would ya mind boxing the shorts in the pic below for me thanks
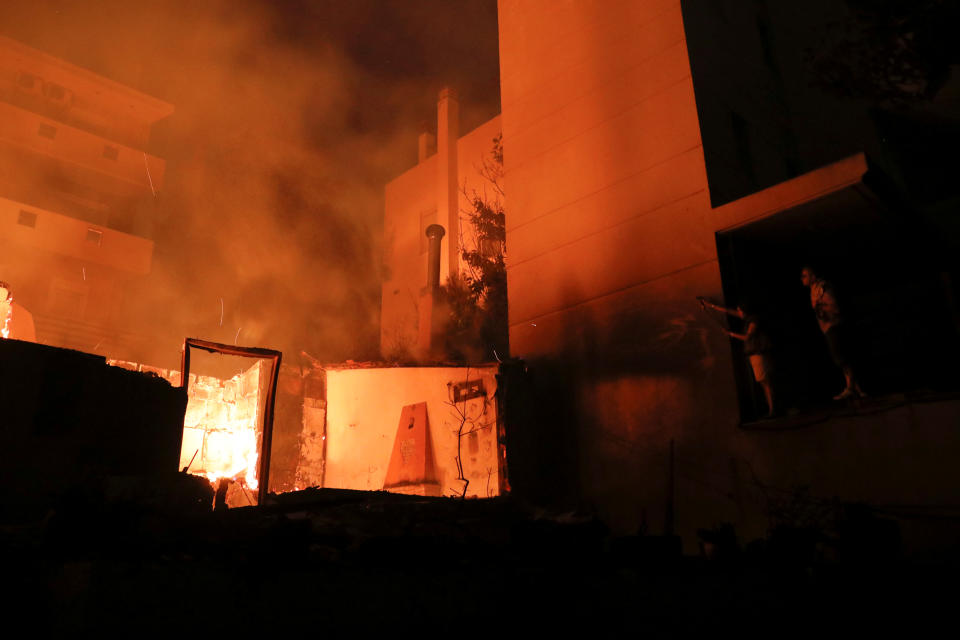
[823,325,851,368]
[749,354,772,383]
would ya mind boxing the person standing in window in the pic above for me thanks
[699,297,776,418]
[800,266,864,400]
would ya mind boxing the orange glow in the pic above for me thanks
[1,296,10,339]
[109,359,264,496]
[179,364,264,493]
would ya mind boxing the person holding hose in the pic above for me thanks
[698,297,776,418]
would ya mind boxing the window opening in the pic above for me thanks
[17,210,37,228]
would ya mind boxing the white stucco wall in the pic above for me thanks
[321,365,501,497]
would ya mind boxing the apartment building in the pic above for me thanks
[0,36,173,355]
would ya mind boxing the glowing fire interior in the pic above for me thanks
[178,361,264,491]
[1,295,11,339]
[109,358,265,495]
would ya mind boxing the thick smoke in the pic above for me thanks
[0,0,499,368]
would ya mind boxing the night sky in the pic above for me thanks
[0,0,501,366]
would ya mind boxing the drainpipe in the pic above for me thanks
[425,224,446,290]
[418,223,449,358]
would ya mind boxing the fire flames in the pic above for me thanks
[1,294,11,340]
[179,363,264,494]
[184,390,260,490]
[109,358,264,498]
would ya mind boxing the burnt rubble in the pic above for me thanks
[1,484,952,635]
[0,340,951,633]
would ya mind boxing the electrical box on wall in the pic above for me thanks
[450,378,484,403]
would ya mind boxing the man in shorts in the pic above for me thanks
[800,266,864,400]
[699,297,776,417]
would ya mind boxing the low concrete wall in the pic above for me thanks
[0,339,186,516]
[309,365,502,498]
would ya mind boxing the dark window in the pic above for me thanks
[17,73,36,89]
[45,83,66,101]
[38,123,57,139]
[86,228,103,246]
[17,210,37,227]
[103,145,119,161]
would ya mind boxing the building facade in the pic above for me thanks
[0,36,173,356]
[496,0,960,553]
[381,88,502,359]
[382,1,960,554]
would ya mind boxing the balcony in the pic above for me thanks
[1,194,153,275]
[0,101,166,199]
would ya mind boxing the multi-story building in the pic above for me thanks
[383,1,960,554]
[0,36,173,356]
[381,88,503,359]
[499,0,960,552]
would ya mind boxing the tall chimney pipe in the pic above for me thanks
[436,88,459,282]
[425,224,445,290]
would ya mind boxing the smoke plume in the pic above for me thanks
[0,0,500,368]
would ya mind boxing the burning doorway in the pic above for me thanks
[110,339,281,508]
[179,338,281,507]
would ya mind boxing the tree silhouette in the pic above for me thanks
[806,0,959,105]
[442,134,508,362]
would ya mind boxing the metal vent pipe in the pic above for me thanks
[425,224,446,290]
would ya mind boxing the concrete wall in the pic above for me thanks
[499,0,722,532]
[497,0,960,552]
[103,359,504,503]
[317,365,501,498]
[1,340,186,514]
[381,116,503,358]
